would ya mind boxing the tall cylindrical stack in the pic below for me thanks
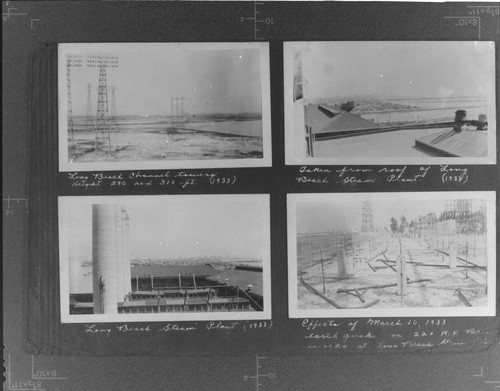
[114,206,125,302]
[92,204,118,314]
[122,209,132,296]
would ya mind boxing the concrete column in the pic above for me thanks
[449,242,457,269]
[336,249,347,278]
[92,204,118,314]
[115,206,124,302]
[396,255,407,297]
[123,212,132,295]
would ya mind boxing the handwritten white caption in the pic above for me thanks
[296,165,469,185]
[67,171,237,190]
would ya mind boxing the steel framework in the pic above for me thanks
[87,55,118,153]
[66,55,83,157]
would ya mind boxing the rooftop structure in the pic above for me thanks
[415,129,488,157]
[306,104,378,136]
[131,264,219,278]
[208,267,264,297]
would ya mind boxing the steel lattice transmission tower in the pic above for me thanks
[109,85,119,131]
[86,83,94,128]
[361,201,375,233]
[87,55,118,153]
[179,96,184,116]
[66,55,83,157]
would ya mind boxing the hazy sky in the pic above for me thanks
[66,44,263,116]
[297,198,451,234]
[299,41,495,101]
[65,196,267,263]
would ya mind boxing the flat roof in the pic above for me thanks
[131,264,219,278]
[207,269,264,297]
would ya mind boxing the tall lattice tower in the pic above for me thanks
[86,83,94,128]
[109,85,119,130]
[66,55,83,157]
[361,201,375,233]
[87,55,118,153]
[179,96,185,116]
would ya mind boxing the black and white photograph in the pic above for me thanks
[58,42,271,171]
[284,41,496,165]
[288,192,496,318]
[59,194,271,323]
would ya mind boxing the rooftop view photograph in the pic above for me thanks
[285,41,496,164]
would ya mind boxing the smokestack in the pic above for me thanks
[122,210,132,296]
[92,204,118,314]
[114,206,125,302]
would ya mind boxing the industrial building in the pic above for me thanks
[69,204,264,314]
[71,264,264,314]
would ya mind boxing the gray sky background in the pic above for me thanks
[67,45,262,116]
[297,198,453,234]
[300,41,495,101]
[66,196,267,263]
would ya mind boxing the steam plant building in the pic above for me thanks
[70,204,263,314]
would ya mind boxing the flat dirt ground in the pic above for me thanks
[68,120,263,162]
[298,234,488,310]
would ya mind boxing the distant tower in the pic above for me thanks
[66,55,83,157]
[179,96,185,116]
[361,201,375,233]
[86,83,94,128]
[456,199,472,215]
[172,96,185,117]
[87,55,118,153]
